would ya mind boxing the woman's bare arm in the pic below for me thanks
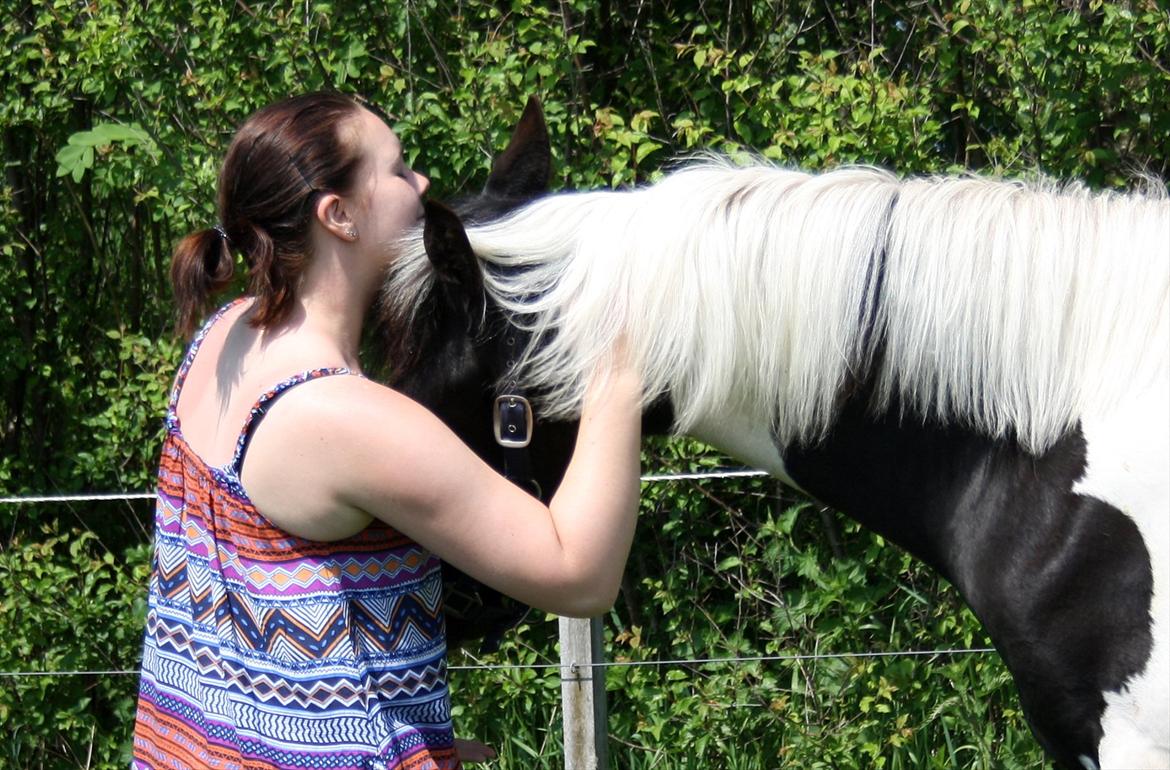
[240,365,643,617]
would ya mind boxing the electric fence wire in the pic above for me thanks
[2,467,982,680]
[0,469,770,506]
[0,646,996,678]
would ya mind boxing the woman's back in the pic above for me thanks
[170,298,315,468]
[133,300,459,770]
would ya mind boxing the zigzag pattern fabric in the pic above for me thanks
[134,300,459,770]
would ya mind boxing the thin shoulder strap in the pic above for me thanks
[166,298,249,421]
[228,367,363,475]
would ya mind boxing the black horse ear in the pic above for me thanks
[423,199,484,293]
[485,96,551,202]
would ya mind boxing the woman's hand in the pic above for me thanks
[455,737,497,763]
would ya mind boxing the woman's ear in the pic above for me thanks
[314,192,359,242]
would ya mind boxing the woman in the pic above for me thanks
[133,92,642,769]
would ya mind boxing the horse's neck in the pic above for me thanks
[684,400,985,576]
[777,394,1032,579]
[690,381,1099,582]
[776,387,1159,763]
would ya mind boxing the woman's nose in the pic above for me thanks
[414,170,430,197]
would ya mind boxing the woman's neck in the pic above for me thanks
[289,245,382,370]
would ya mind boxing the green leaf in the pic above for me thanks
[54,123,152,180]
[716,555,742,571]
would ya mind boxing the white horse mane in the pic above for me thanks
[391,157,1170,453]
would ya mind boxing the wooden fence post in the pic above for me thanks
[559,616,609,770]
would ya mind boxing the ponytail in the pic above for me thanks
[171,228,235,337]
[242,222,304,330]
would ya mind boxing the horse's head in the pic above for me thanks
[387,97,580,497]
[380,98,583,648]
[382,99,675,648]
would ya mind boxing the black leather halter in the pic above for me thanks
[493,330,542,500]
[438,328,539,655]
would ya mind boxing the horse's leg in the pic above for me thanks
[1075,391,1169,770]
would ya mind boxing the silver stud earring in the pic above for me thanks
[345,227,358,239]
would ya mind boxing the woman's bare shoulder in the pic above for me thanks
[235,373,448,539]
[238,371,486,530]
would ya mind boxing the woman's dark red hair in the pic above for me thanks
[171,92,372,336]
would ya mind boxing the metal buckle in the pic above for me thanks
[493,394,533,448]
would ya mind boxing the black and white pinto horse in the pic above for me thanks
[386,101,1169,770]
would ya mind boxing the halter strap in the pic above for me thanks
[228,367,361,475]
[494,329,541,499]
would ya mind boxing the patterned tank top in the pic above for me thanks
[133,299,459,770]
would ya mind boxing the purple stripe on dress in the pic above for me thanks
[214,547,441,591]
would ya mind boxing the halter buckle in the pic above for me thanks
[493,394,533,448]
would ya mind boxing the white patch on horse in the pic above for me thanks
[1074,384,1170,768]
[689,410,795,487]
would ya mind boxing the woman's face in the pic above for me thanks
[348,107,430,257]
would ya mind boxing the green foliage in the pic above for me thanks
[0,527,150,769]
[1,0,1166,767]
[67,331,179,495]
[54,123,157,184]
[604,442,1043,769]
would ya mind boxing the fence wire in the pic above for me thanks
[0,646,996,679]
[0,491,155,505]
[3,469,988,681]
[0,469,770,506]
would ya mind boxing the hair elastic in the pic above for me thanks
[213,223,230,242]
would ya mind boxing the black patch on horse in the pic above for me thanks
[782,387,1154,770]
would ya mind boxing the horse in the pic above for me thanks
[384,99,1169,770]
